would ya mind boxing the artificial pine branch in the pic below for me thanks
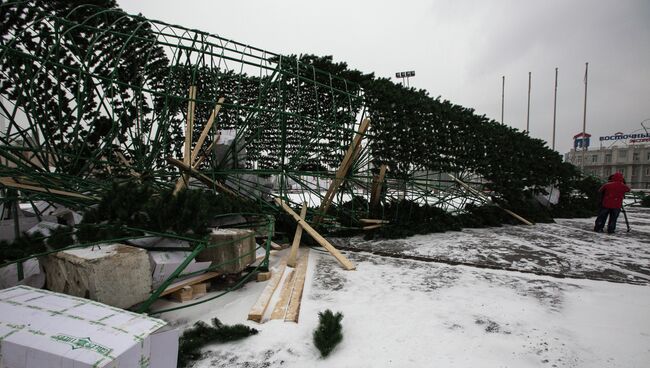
[178,317,258,367]
[313,310,344,358]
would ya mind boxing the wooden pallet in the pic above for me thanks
[160,272,220,297]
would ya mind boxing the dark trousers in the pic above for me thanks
[594,207,621,233]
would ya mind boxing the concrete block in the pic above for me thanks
[197,228,257,274]
[41,244,152,308]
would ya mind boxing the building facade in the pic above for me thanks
[565,132,650,189]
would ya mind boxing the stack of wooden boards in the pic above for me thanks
[161,272,220,302]
[248,248,309,323]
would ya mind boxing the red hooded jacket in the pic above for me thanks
[599,172,630,209]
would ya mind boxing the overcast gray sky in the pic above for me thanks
[119,0,650,155]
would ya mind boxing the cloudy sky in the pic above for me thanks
[119,0,650,155]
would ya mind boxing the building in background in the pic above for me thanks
[565,131,650,190]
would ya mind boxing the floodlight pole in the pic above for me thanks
[395,71,415,88]
[501,76,505,124]
[581,62,588,171]
[552,67,558,150]
[526,72,531,134]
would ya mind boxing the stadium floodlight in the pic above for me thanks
[395,70,415,87]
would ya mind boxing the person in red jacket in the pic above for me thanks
[594,172,630,233]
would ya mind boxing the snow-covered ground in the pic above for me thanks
[161,207,650,368]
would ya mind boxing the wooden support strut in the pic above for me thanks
[359,218,390,224]
[175,86,197,194]
[362,224,384,231]
[190,97,225,161]
[314,118,370,225]
[0,177,95,200]
[370,164,388,208]
[190,135,220,170]
[275,198,355,270]
[448,174,534,226]
[166,157,237,197]
[287,202,307,268]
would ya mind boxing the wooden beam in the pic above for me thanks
[314,118,370,225]
[285,249,309,323]
[256,271,272,282]
[248,258,287,323]
[184,86,196,165]
[190,97,225,163]
[501,208,535,226]
[270,269,295,320]
[275,198,355,270]
[159,271,220,297]
[0,177,95,200]
[448,174,534,226]
[287,202,307,268]
[171,133,219,193]
[190,136,218,170]
[362,224,384,231]
[166,157,237,197]
[370,164,387,207]
[175,86,197,194]
[359,219,390,224]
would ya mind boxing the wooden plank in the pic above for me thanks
[285,249,309,323]
[370,164,387,207]
[256,271,272,282]
[170,286,193,302]
[175,86,197,194]
[166,157,238,197]
[502,208,535,226]
[270,242,287,250]
[191,283,207,298]
[170,134,219,194]
[362,224,383,230]
[192,134,220,169]
[359,219,390,224]
[448,174,534,226]
[269,269,295,320]
[287,202,307,268]
[184,86,196,165]
[0,177,95,200]
[314,118,370,225]
[190,97,225,163]
[159,271,220,297]
[248,258,287,322]
[318,119,369,216]
[275,198,355,270]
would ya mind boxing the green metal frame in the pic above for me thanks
[0,1,495,312]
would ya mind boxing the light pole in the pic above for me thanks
[552,67,558,150]
[395,70,415,87]
[501,76,505,124]
[581,62,589,171]
[526,72,531,133]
